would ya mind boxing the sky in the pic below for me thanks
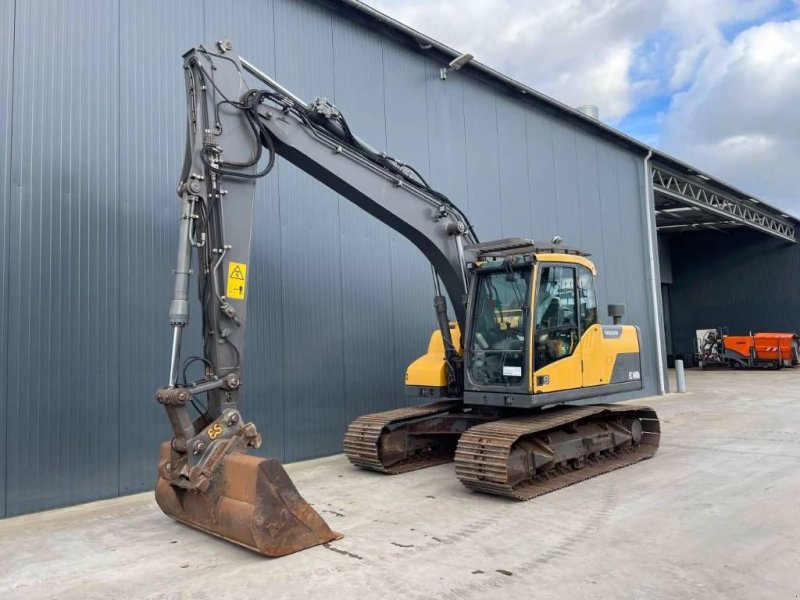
[364,0,800,215]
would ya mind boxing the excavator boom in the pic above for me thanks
[236,56,477,327]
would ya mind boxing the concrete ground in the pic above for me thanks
[1,369,799,600]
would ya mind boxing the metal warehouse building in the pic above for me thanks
[1,0,797,518]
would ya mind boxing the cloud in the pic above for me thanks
[364,0,798,212]
[364,0,782,122]
[366,0,652,120]
[661,20,800,212]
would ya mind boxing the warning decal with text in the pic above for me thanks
[226,261,247,300]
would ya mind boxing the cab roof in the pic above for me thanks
[466,238,589,259]
[466,238,597,274]
[534,252,596,274]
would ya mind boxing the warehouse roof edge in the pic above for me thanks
[325,0,798,240]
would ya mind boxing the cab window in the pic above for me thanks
[534,265,577,369]
[578,266,598,332]
[468,266,531,386]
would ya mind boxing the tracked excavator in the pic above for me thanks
[155,42,661,557]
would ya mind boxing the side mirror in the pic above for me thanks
[608,304,625,325]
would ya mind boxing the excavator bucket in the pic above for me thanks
[154,443,341,557]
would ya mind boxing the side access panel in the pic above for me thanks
[582,325,642,387]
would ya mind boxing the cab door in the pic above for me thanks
[531,264,583,393]
[577,266,608,387]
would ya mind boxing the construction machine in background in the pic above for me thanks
[154,42,660,556]
[696,328,799,369]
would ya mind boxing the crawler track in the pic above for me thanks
[343,400,463,473]
[455,404,660,500]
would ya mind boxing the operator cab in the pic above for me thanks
[461,238,641,409]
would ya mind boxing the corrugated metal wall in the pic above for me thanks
[0,0,659,517]
[0,0,13,519]
[665,229,800,357]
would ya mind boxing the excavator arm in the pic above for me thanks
[154,44,476,555]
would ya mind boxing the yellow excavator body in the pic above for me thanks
[405,323,461,391]
[405,320,641,395]
[403,252,642,398]
[347,246,659,498]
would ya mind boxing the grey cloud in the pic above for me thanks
[364,0,797,212]
[365,0,781,121]
[662,20,800,213]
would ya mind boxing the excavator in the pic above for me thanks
[154,42,661,557]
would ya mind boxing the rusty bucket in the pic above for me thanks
[155,443,341,557]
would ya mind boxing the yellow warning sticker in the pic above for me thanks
[226,261,247,300]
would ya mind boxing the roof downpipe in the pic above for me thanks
[643,150,667,395]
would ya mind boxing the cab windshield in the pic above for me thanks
[468,266,531,386]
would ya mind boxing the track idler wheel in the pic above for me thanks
[155,443,341,557]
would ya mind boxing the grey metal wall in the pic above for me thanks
[0,0,659,517]
[0,0,13,519]
[665,229,800,358]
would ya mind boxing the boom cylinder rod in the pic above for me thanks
[430,264,443,297]
[167,195,195,386]
[239,55,384,162]
[168,327,183,387]
[431,266,458,380]
[240,56,309,111]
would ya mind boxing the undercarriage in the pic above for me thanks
[344,401,660,500]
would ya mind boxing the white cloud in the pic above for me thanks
[670,44,707,90]
[364,0,781,122]
[364,0,798,212]
[367,0,650,120]
[661,20,800,213]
